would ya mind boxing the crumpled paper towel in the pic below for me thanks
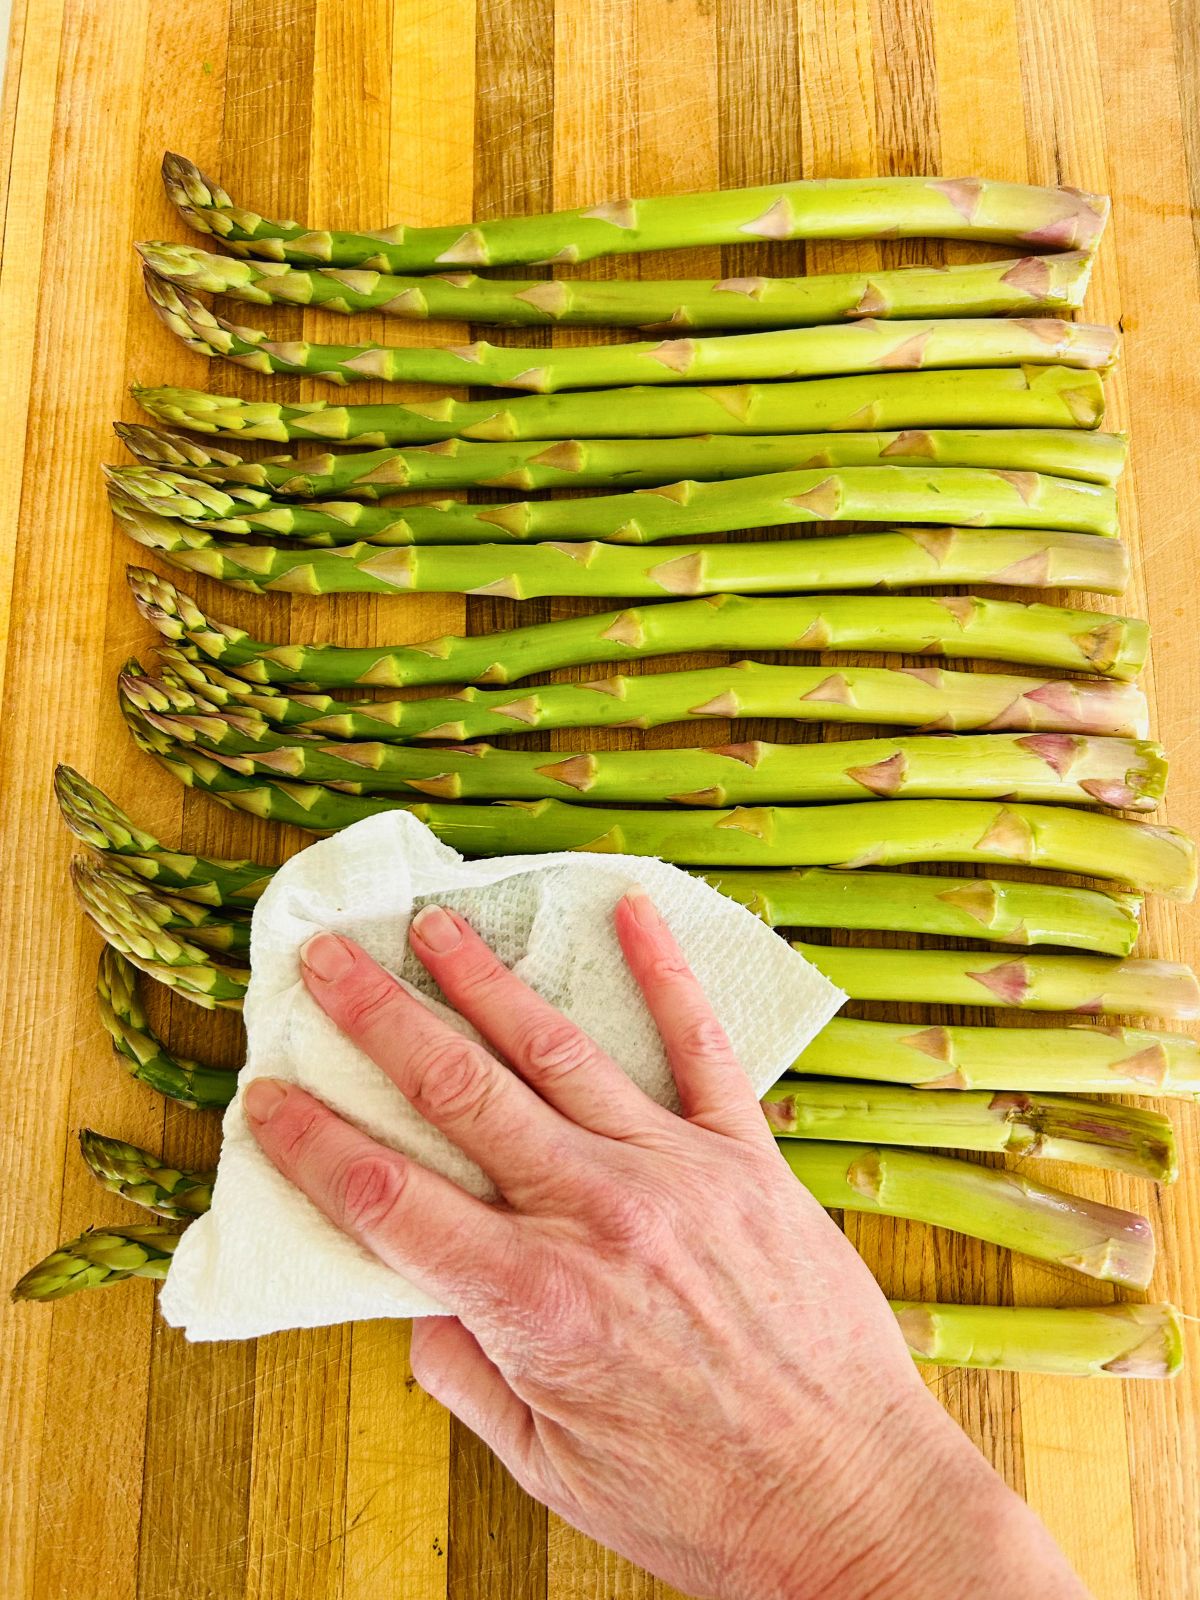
[160,812,844,1341]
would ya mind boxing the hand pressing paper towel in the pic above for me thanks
[160,811,845,1341]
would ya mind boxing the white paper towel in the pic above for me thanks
[160,812,845,1341]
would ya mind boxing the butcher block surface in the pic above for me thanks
[1,1,1198,1596]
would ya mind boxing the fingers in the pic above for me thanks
[409,904,669,1140]
[301,932,584,1205]
[614,890,770,1143]
[243,1078,518,1315]
[409,1317,543,1489]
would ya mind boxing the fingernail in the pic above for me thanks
[244,1078,289,1124]
[622,886,661,930]
[301,931,356,982]
[411,904,463,954]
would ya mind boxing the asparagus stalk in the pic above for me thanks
[58,769,1150,956]
[117,420,1129,495]
[132,366,1108,443]
[797,1018,1200,1097]
[98,947,238,1108]
[92,854,252,955]
[128,569,1151,686]
[794,942,1199,1018]
[147,272,1120,392]
[764,1083,1176,1180]
[124,656,1153,751]
[705,869,1142,955]
[124,689,1171,811]
[138,236,1099,327]
[78,1129,215,1219]
[893,1302,1183,1378]
[108,460,1120,541]
[10,1226,180,1300]
[162,154,1110,266]
[784,1142,1153,1288]
[115,507,1132,600]
[73,859,249,1008]
[122,722,1200,898]
[10,1216,1181,1376]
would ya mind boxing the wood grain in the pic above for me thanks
[0,1,1197,1596]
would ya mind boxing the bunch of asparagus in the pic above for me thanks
[27,158,1195,1380]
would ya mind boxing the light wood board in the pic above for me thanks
[0,1,1197,1595]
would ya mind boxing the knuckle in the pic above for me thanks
[336,1153,409,1232]
[675,1013,733,1063]
[520,1019,595,1084]
[644,948,693,987]
[273,1103,327,1165]
[409,1038,496,1125]
[337,968,403,1036]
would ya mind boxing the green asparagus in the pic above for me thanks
[764,1084,1175,1180]
[122,723,1200,898]
[783,1143,1153,1288]
[147,271,1119,392]
[162,154,1110,267]
[128,568,1151,686]
[138,236,1098,327]
[796,1018,1200,1097]
[795,942,1198,1018]
[115,507,1131,599]
[98,946,238,1107]
[60,768,1149,956]
[73,859,249,1008]
[893,1303,1183,1378]
[125,693,1171,811]
[11,1226,180,1300]
[117,420,1128,495]
[704,870,1142,955]
[78,1129,214,1219]
[108,460,1120,540]
[132,367,1108,443]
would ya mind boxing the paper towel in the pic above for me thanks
[160,811,845,1341]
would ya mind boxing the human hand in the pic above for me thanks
[243,891,1087,1600]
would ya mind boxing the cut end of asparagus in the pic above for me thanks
[893,1302,1184,1378]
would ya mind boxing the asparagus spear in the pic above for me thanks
[783,1142,1153,1288]
[797,1018,1200,1097]
[59,769,1150,957]
[124,693,1170,812]
[10,1217,1181,1375]
[140,649,1149,746]
[128,569,1151,686]
[764,1084,1176,1181]
[92,854,252,955]
[10,1226,180,1300]
[117,420,1129,496]
[98,946,238,1108]
[794,943,1199,1018]
[147,272,1119,392]
[893,1303,1183,1378]
[138,236,1098,327]
[78,1129,215,1219]
[115,507,1131,600]
[162,153,1110,266]
[132,366,1108,443]
[55,765,272,906]
[122,721,1200,898]
[73,859,249,1008]
[109,460,1120,541]
[706,869,1142,955]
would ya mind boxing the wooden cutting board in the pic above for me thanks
[1,1,1197,1596]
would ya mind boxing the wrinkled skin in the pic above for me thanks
[245,891,1087,1600]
